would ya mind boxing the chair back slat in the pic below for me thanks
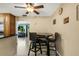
[54,32,59,41]
[29,32,37,42]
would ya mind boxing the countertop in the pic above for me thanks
[0,35,16,39]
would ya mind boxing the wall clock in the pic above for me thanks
[58,8,63,15]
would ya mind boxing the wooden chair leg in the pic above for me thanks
[39,42,42,54]
[28,43,31,56]
[54,43,57,56]
[34,43,37,56]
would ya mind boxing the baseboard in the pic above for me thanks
[56,51,61,56]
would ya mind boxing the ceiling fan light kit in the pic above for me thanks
[26,6,34,12]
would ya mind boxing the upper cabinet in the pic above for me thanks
[0,13,16,37]
[0,16,4,32]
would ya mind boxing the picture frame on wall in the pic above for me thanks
[76,5,79,21]
[53,19,56,25]
[64,17,69,24]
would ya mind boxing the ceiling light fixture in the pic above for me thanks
[26,4,34,12]
[14,3,44,15]
[26,6,34,12]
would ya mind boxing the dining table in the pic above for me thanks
[36,33,53,56]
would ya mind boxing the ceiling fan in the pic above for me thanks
[14,3,44,16]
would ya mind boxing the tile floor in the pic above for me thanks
[16,37,56,56]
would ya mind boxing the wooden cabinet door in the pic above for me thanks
[10,15,15,35]
[4,14,10,36]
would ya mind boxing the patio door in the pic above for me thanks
[17,24,29,38]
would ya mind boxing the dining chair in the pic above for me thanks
[47,32,59,56]
[28,32,42,56]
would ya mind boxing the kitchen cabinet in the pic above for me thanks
[0,13,16,37]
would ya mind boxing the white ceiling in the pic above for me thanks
[0,3,60,16]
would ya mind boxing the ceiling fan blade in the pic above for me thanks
[29,3,34,6]
[26,11,29,14]
[34,5,44,9]
[33,10,39,15]
[26,3,28,4]
[26,3,34,6]
[22,15,27,16]
[14,6,26,8]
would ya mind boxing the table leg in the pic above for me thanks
[47,41,50,56]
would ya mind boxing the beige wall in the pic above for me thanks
[17,3,79,56]
[17,16,52,33]
[50,3,79,56]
